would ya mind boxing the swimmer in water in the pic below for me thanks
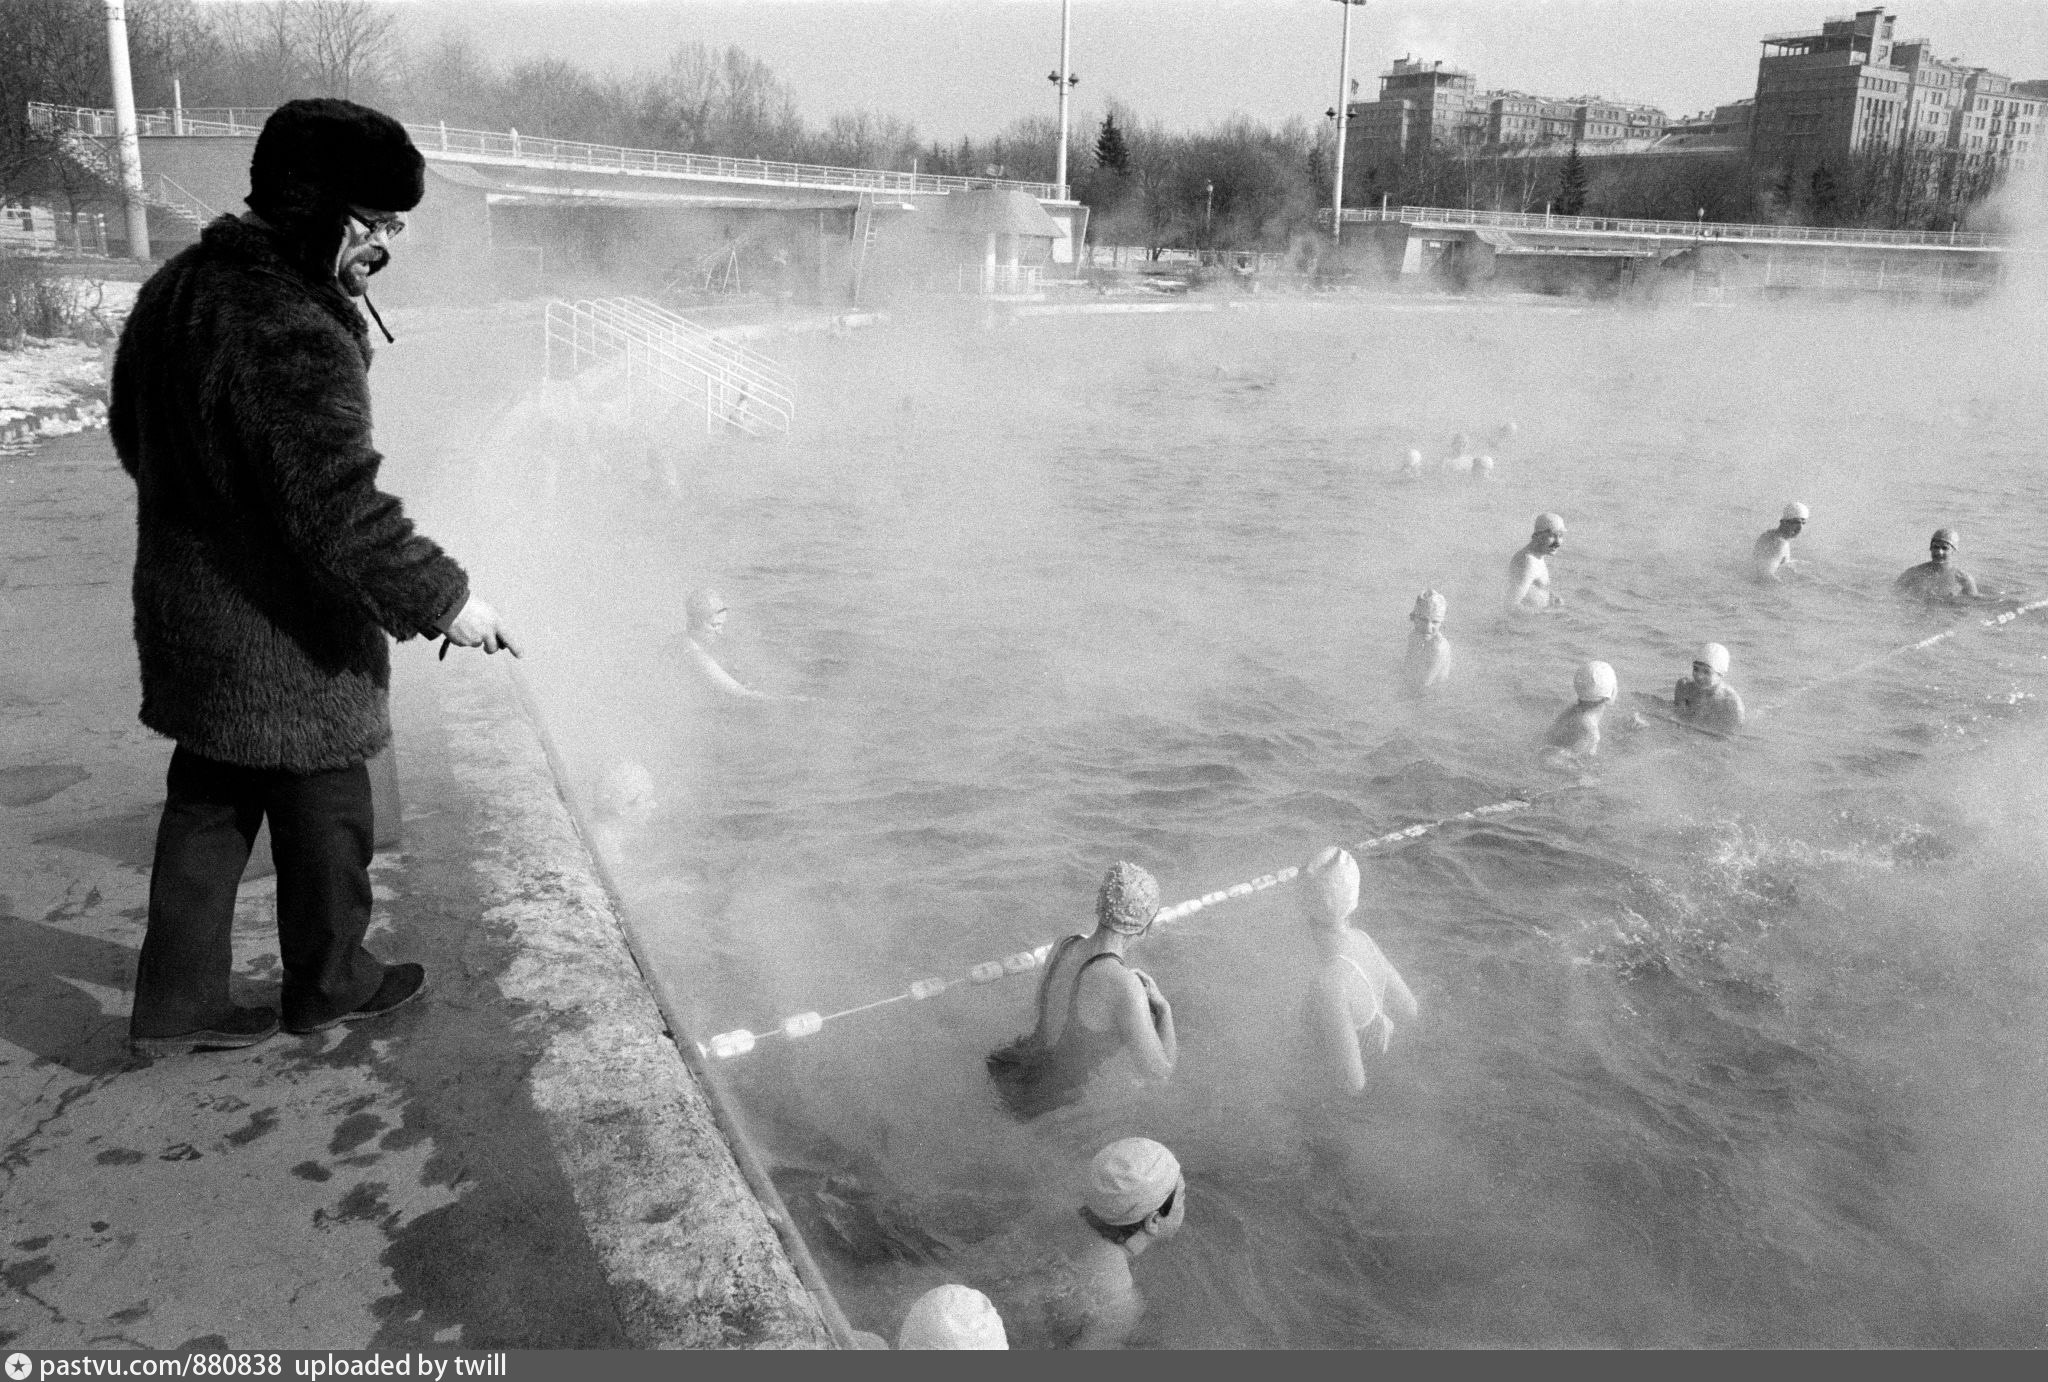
[1671,642,1745,735]
[970,1138,1187,1350]
[1542,660,1616,764]
[1399,447,1426,481]
[1753,502,1809,581]
[1404,589,1452,694]
[1507,513,1567,612]
[679,588,809,700]
[595,761,657,826]
[1894,527,1987,603]
[986,862,1177,1120]
[1299,847,1418,1094]
[1442,431,1476,474]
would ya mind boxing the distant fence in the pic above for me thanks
[28,102,1064,201]
[1085,245,1293,272]
[1342,203,2002,250]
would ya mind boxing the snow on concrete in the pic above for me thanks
[0,338,110,450]
[0,277,135,448]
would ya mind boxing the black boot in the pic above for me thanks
[129,1005,281,1058]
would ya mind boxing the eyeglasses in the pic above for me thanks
[348,209,406,240]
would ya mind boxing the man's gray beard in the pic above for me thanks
[337,250,388,297]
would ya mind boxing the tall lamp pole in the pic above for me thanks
[1329,0,1367,247]
[104,0,151,262]
[1049,0,1079,199]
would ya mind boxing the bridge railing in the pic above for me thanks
[1341,203,2001,249]
[28,101,1061,200]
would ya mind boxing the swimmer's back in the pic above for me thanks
[1339,932,1417,1023]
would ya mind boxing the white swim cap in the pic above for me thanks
[1096,861,1161,936]
[1574,660,1617,703]
[1411,589,1447,622]
[1533,512,1566,536]
[684,588,726,627]
[1475,455,1495,473]
[1782,502,1810,521]
[1300,845,1359,921]
[896,1285,1008,1350]
[1085,1138,1182,1225]
[1694,643,1730,675]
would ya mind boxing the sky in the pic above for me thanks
[391,0,2048,141]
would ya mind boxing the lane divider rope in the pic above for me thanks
[697,598,2048,1062]
[1758,597,2048,715]
[698,796,1541,1060]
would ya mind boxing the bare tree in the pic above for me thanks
[815,110,919,170]
[205,1,305,107]
[299,0,396,101]
[392,31,499,128]
[647,42,722,151]
[717,45,802,157]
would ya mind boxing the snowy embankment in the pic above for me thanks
[0,278,138,450]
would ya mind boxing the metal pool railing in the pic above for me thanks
[543,297,794,438]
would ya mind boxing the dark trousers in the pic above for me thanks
[130,745,386,1036]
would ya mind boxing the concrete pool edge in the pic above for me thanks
[490,661,858,1350]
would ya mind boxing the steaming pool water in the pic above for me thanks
[486,294,2048,1347]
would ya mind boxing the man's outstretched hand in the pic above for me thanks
[440,596,521,658]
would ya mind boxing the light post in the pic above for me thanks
[1048,0,1079,199]
[1204,179,1214,248]
[1329,0,1368,246]
[102,0,150,261]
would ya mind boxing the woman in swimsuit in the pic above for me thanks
[1300,846,1418,1095]
[987,862,1178,1119]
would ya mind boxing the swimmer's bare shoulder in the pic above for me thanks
[1543,704,1594,750]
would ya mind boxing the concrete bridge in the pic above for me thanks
[27,102,1088,303]
[1338,203,2011,298]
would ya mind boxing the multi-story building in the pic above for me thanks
[1564,97,1666,144]
[1349,57,1483,158]
[1347,56,1666,165]
[1750,7,2039,171]
[1950,67,2038,164]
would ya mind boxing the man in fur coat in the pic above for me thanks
[112,99,518,1058]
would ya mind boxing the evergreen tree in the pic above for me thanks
[1095,112,1130,173]
[1556,142,1589,216]
[1809,162,1840,223]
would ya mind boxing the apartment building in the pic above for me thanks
[1349,57,1483,158]
[1751,8,2038,170]
[1347,56,1666,163]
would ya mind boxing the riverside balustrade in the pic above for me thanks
[1342,202,2001,250]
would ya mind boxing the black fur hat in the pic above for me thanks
[247,98,425,230]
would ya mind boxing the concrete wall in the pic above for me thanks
[136,134,252,221]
